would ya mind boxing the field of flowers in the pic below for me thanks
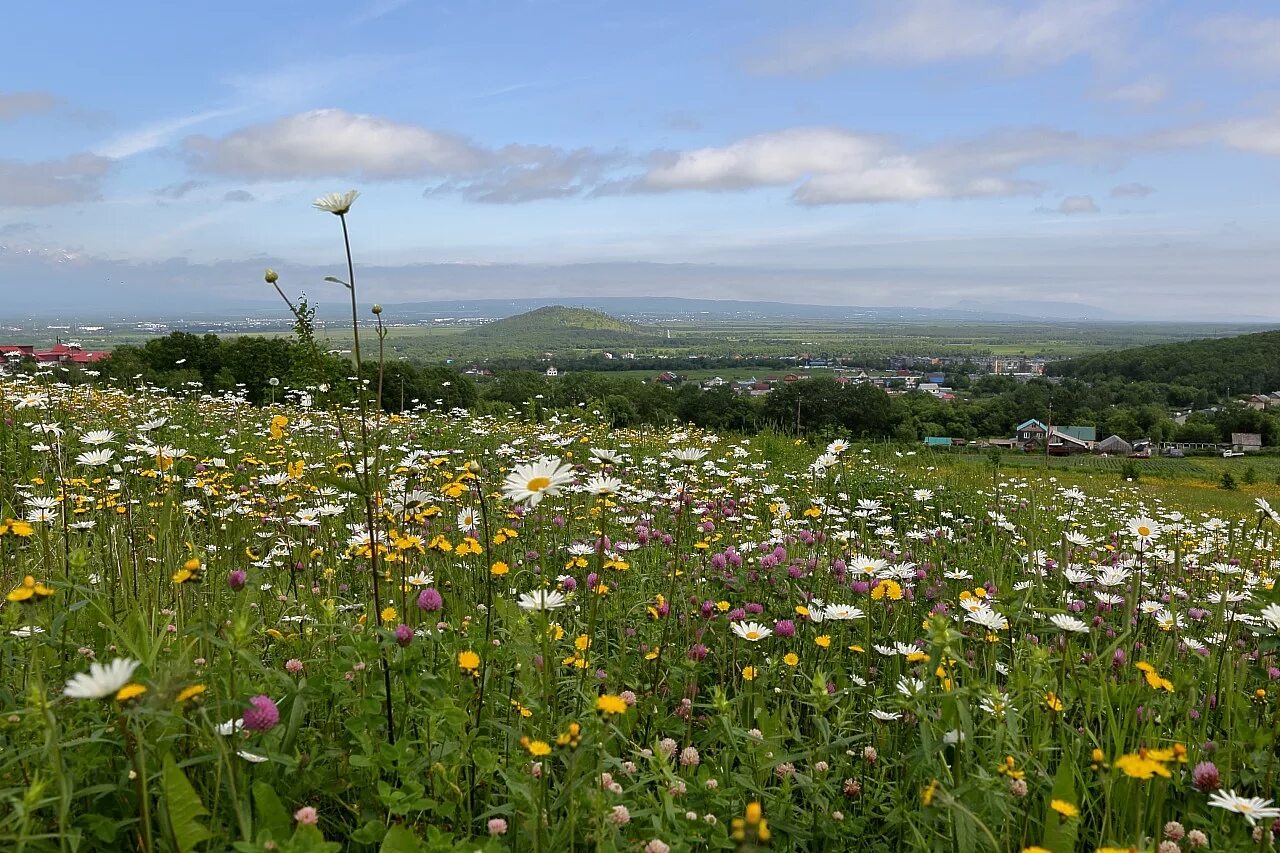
[4,372,1280,853]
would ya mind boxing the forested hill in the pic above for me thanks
[460,306,662,351]
[1048,328,1280,395]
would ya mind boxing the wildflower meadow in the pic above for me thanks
[3,195,1280,853]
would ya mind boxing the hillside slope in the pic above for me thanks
[460,305,662,352]
[1048,328,1280,395]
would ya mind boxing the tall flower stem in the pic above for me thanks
[337,210,396,746]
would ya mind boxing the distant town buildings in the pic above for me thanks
[1,342,110,365]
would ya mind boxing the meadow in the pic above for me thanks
[3,371,1280,853]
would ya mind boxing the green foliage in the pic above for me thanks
[161,755,212,853]
[1050,327,1280,397]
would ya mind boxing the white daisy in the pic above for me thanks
[63,658,140,699]
[313,189,359,215]
[517,589,568,612]
[731,621,773,642]
[1207,789,1280,826]
[502,457,575,507]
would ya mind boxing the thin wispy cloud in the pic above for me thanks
[94,108,239,159]
[749,0,1132,74]
[1198,15,1280,74]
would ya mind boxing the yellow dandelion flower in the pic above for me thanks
[595,694,628,716]
[115,683,147,702]
[1050,799,1079,819]
[176,684,207,703]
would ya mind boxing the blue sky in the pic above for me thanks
[4,0,1280,318]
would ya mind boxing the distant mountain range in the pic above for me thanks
[314,296,1119,324]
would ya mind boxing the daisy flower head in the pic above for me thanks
[1257,497,1280,526]
[1127,516,1162,543]
[502,456,574,508]
[64,658,140,699]
[76,448,115,467]
[1207,789,1280,826]
[517,589,568,612]
[456,507,479,533]
[590,447,621,465]
[1048,614,1090,634]
[80,429,117,446]
[732,621,773,642]
[668,448,708,465]
[584,474,623,497]
[313,190,359,215]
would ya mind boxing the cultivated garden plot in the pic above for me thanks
[3,372,1280,852]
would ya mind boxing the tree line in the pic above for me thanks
[13,331,1280,447]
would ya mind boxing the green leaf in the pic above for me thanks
[380,825,425,853]
[252,781,291,841]
[161,754,212,853]
[1041,760,1079,853]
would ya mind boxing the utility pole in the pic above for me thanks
[1045,401,1053,469]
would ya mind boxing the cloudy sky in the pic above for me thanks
[4,0,1280,319]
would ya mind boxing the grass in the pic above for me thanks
[2,375,1279,851]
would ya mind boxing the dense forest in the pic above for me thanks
[1047,328,1280,396]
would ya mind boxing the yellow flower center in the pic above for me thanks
[526,476,552,492]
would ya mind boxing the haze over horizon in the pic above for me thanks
[4,1,1280,320]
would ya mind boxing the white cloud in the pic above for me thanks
[1154,114,1280,158]
[185,109,625,203]
[0,153,112,207]
[624,126,1116,205]
[185,109,488,179]
[1101,76,1167,107]
[642,128,887,191]
[751,0,1129,74]
[1199,15,1280,74]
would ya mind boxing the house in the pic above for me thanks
[1047,431,1093,456]
[1057,426,1097,443]
[544,366,559,377]
[655,371,679,384]
[1231,432,1263,452]
[1015,419,1097,453]
[924,436,953,448]
[8,342,110,365]
[1015,419,1048,443]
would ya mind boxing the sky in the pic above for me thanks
[3,0,1280,319]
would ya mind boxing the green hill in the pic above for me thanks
[1048,328,1280,395]
[460,305,662,351]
